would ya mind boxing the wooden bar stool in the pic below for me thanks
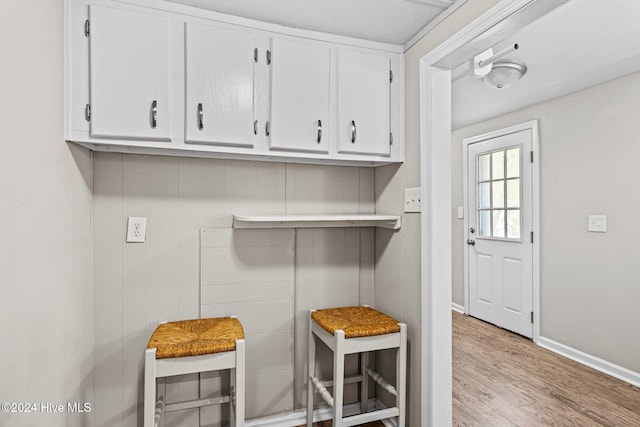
[307,306,407,427]
[144,316,245,427]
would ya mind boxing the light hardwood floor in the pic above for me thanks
[453,311,640,426]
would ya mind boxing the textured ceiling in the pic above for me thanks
[161,0,455,44]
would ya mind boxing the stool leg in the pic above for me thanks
[233,339,246,427]
[333,330,345,427]
[306,313,316,427]
[397,324,407,427]
[360,351,369,414]
[157,378,166,427]
[144,349,157,427]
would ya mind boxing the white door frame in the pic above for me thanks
[418,1,553,424]
[462,120,540,342]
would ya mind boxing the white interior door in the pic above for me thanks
[466,128,533,338]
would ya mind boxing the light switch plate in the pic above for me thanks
[588,215,606,233]
[404,187,421,213]
[457,206,464,220]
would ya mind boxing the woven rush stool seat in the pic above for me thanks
[145,316,245,427]
[148,317,244,358]
[311,306,401,338]
[307,306,407,427]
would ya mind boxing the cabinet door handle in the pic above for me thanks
[317,119,322,143]
[197,103,204,131]
[254,120,258,135]
[151,100,158,129]
[351,120,357,143]
[265,121,270,137]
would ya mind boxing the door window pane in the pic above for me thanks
[507,179,520,208]
[506,148,520,178]
[492,151,504,179]
[492,181,504,208]
[479,210,491,237]
[507,210,521,239]
[478,154,490,181]
[478,182,490,209]
[492,210,505,238]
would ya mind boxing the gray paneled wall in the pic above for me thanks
[201,228,296,419]
[92,154,375,426]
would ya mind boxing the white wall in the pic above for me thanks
[452,71,640,374]
[0,1,94,426]
[92,154,375,426]
[374,1,502,424]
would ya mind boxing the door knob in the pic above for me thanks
[467,239,476,246]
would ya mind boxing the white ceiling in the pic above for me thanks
[161,0,456,45]
[452,0,640,129]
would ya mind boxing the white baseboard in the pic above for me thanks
[451,302,465,314]
[537,336,640,388]
[245,399,393,427]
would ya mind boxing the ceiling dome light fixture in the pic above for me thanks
[482,60,528,90]
[469,44,528,90]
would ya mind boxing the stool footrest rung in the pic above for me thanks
[340,407,400,427]
[310,375,334,407]
[319,374,363,388]
[367,368,397,396]
[165,395,230,413]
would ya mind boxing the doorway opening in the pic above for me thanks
[418,1,560,424]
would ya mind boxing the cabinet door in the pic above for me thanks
[337,50,390,156]
[185,23,256,146]
[269,38,330,153]
[89,5,172,140]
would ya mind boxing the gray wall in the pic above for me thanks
[374,1,503,425]
[0,1,94,426]
[92,154,375,426]
[452,71,640,374]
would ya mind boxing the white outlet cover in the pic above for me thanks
[127,217,147,243]
[404,187,421,213]
[587,215,606,233]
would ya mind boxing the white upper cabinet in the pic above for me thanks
[67,0,403,166]
[185,23,257,147]
[337,49,391,156]
[268,38,331,153]
[89,5,172,140]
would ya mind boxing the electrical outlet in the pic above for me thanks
[404,187,421,213]
[127,217,147,243]
[587,215,606,233]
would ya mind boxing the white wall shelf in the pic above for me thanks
[233,214,402,230]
